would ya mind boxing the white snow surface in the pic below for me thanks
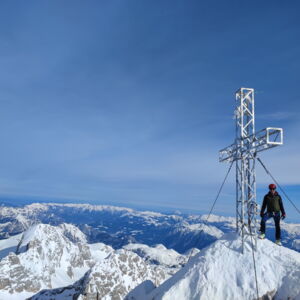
[123,243,185,267]
[183,222,223,237]
[0,232,22,259]
[129,233,300,300]
[123,244,201,278]
[199,214,236,224]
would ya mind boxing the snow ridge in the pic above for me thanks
[128,233,300,300]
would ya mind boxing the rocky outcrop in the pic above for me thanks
[29,250,166,300]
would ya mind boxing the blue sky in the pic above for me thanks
[0,1,299,220]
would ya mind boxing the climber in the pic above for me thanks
[259,184,286,246]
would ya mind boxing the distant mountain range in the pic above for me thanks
[0,202,299,252]
[0,203,224,253]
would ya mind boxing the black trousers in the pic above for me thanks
[260,212,281,240]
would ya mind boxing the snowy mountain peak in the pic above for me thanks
[0,223,94,298]
[58,223,88,243]
[16,223,87,253]
[129,233,300,300]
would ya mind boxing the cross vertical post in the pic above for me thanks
[235,88,257,252]
[219,88,283,253]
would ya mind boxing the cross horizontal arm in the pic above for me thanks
[219,127,283,162]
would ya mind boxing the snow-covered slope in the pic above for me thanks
[127,233,300,300]
[123,243,199,276]
[0,203,226,253]
[0,232,22,259]
[123,243,186,267]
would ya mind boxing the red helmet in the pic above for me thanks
[269,184,276,190]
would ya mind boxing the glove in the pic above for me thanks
[281,214,286,220]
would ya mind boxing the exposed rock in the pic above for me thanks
[29,250,166,300]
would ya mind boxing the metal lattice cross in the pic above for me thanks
[219,88,283,253]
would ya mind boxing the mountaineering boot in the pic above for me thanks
[275,240,282,246]
[259,233,265,239]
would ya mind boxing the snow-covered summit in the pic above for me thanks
[0,223,96,299]
[128,233,300,300]
[58,223,88,243]
[0,223,87,258]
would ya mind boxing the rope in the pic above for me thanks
[204,160,234,222]
[188,160,234,260]
[257,157,300,215]
[248,219,259,299]
[190,158,259,299]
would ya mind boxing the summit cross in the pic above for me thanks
[219,88,283,253]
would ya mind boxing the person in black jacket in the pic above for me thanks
[259,183,286,245]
